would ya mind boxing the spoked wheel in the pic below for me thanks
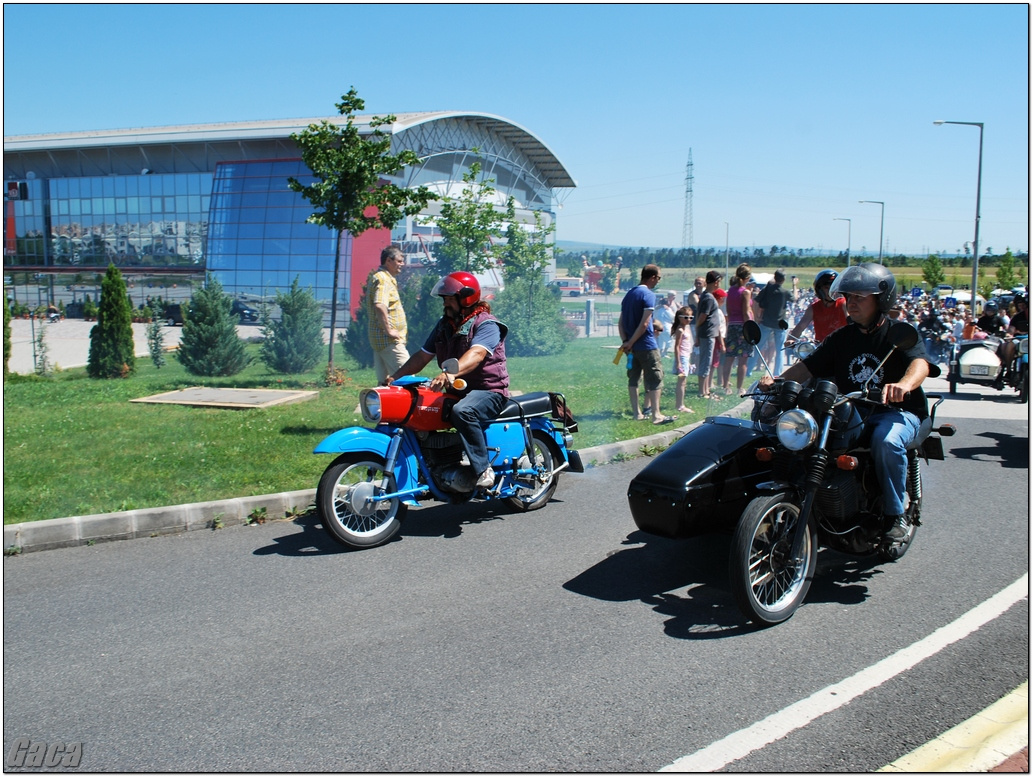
[316,454,407,549]
[730,493,816,627]
[506,431,560,512]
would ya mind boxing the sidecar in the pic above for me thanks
[947,337,1008,395]
[627,416,774,539]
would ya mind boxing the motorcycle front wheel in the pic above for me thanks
[317,453,407,549]
[730,493,816,627]
[506,431,560,512]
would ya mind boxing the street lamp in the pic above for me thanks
[833,217,851,266]
[859,201,885,264]
[934,120,984,312]
[724,222,730,278]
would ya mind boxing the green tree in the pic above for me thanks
[260,277,325,374]
[494,210,572,356]
[288,87,436,371]
[176,275,251,377]
[431,161,509,276]
[146,318,167,369]
[87,263,136,378]
[995,249,1018,291]
[922,255,947,289]
[492,276,575,358]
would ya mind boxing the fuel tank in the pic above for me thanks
[627,416,774,539]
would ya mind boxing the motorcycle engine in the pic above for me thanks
[418,431,476,493]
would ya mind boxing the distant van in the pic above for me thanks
[549,277,583,297]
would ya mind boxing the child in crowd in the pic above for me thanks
[671,306,695,413]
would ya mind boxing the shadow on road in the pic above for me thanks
[252,497,553,556]
[564,533,892,638]
[948,430,1030,469]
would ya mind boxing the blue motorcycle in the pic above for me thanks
[314,359,584,549]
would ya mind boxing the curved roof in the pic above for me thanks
[3,111,576,189]
[390,112,575,189]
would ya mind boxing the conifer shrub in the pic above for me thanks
[176,275,251,377]
[87,264,136,378]
[260,277,324,374]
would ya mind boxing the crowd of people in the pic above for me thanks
[620,261,1028,419]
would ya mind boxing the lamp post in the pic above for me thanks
[934,120,983,312]
[833,217,851,266]
[724,222,730,278]
[859,201,884,264]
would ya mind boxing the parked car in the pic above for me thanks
[164,304,184,326]
[231,300,259,322]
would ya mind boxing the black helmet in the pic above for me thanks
[984,300,999,315]
[814,269,839,303]
[828,263,897,313]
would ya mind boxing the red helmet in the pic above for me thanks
[432,271,481,306]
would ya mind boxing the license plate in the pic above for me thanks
[970,365,990,376]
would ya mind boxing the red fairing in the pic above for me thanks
[369,384,456,432]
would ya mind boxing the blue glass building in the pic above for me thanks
[4,113,575,320]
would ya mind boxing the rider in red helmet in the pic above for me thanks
[387,270,510,489]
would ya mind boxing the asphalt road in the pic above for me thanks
[3,383,1028,771]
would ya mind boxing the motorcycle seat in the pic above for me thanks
[497,392,553,420]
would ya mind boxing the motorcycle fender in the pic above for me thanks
[313,427,390,458]
[627,417,773,539]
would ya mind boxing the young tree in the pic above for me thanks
[87,263,136,379]
[431,161,509,276]
[995,249,1018,291]
[146,318,167,369]
[288,87,436,371]
[494,211,572,357]
[177,275,251,377]
[922,255,947,289]
[260,277,325,374]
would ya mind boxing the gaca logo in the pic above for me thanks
[6,739,82,768]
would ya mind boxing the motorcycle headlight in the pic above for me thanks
[360,389,382,423]
[776,408,818,451]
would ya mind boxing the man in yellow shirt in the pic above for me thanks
[367,245,410,385]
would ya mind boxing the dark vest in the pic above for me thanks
[433,310,509,396]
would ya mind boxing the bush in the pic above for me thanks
[87,264,136,379]
[260,277,324,374]
[3,298,11,378]
[176,275,251,377]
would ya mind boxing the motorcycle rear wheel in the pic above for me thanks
[317,453,407,549]
[506,431,560,512]
[730,493,816,627]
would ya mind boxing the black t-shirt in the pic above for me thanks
[977,314,1006,336]
[803,318,931,419]
[1009,310,1028,334]
[756,282,791,327]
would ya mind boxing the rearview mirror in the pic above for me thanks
[441,358,460,375]
[743,320,762,345]
[887,322,919,351]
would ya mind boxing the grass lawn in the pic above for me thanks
[3,337,741,524]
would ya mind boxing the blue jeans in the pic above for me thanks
[868,408,922,516]
[450,390,508,474]
[749,323,788,376]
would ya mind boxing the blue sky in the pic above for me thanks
[4,3,1028,257]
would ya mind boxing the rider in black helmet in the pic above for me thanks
[760,263,936,543]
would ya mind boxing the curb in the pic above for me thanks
[879,681,1029,773]
[2,400,752,556]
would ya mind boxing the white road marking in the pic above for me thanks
[659,574,1029,772]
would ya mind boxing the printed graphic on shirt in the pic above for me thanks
[847,352,884,387]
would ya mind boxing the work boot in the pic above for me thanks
[883,514,908,542]
[475,467,495,489]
